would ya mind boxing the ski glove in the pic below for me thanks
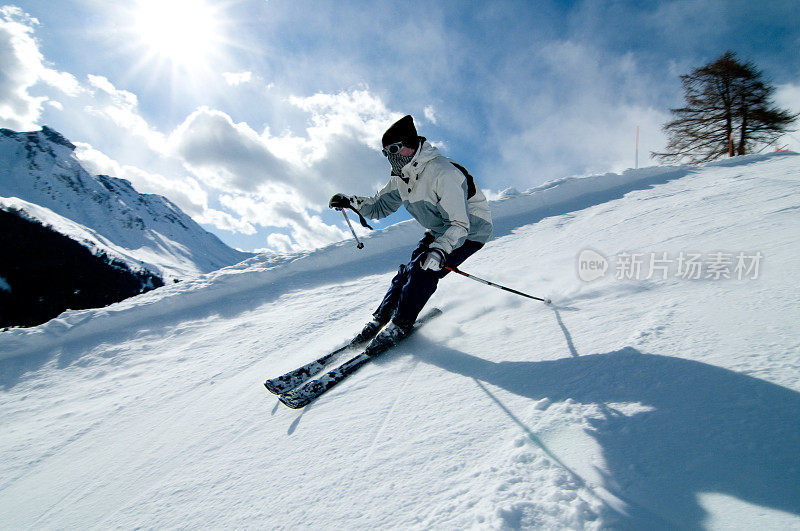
[329,193,352,210]
[329,194,374,230]
[420,248,446,272]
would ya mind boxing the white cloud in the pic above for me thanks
[169,106,299,193]
[84,75,166,153]
[289,89,400,151]
[0,6,83,130]
[0,6,46,129]
[195,208,257,235]
[39,68,81,96]
[222,71,253,86]
[88,74,123,98]
[285,89,400,193]
[218,192,347,251]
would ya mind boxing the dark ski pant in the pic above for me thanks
[374,233,484,329]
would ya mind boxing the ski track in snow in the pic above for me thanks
[1,153,799,529]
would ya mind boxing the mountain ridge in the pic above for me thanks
[0,126,252,280]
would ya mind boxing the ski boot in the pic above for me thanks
[351,318,387,346]
[365,321,412,356]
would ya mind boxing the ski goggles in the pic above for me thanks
[382,141,404,156]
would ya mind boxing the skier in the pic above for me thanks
[329,115,493,351]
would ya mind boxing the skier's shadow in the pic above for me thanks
[412,339,800,529]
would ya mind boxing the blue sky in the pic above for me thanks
[2,0,799,252]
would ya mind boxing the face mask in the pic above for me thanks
[387,152,413,176]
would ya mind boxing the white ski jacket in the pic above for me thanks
[352,141,493,255]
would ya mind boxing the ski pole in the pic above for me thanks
[339,209,364,249]
[444,266,551,304]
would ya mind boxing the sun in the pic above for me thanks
[133,0,222,68]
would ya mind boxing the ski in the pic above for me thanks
[265,316,389,394]
[277,308,442,409]
[263,343,356,395]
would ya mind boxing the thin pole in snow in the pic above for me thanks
[444,266,551,304]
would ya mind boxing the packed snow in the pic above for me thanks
[1,152,798,529]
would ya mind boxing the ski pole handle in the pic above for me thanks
[445,266,551,304]
[340,209,364,249]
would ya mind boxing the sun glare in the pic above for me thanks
[134,0,221,67]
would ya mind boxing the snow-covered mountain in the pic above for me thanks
[0,152,798,529]
[0,126,251,280]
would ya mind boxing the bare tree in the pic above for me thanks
[654,51,798,164]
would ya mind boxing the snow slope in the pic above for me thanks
[0,127,251,279]
[0,153,798,529]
